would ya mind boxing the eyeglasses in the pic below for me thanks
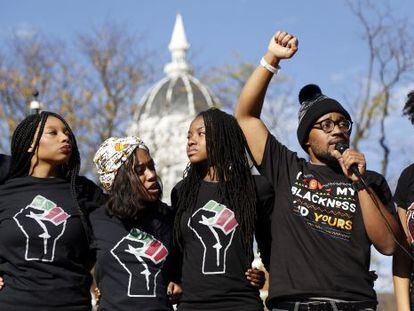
[313,118,353,134]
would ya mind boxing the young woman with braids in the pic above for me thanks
[0,111,104,310]
[90,136,181,310]
[172,108,274,311]
[393,91,414,311]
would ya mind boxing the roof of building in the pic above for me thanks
[136,13,218,120]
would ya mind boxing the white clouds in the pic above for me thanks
[0,22,38,40]
[12,23,38,39]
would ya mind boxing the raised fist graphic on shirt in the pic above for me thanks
[111,228,168,297]
[188,200,238,274]
[13,195,70,262]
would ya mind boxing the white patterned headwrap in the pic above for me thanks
[93,136,149,191]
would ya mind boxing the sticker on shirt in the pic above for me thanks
[13,195,70,262]
[111,228,168,297]
[290,172,357,241]
[188,200,238,274]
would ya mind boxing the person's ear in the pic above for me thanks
[304,138,311,153]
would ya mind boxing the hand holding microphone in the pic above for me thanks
[333,142,366,182]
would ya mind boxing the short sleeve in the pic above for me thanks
[365,170,396,215]
[394,164,414,210]
[76,176,107,214]
[257,134,300,188]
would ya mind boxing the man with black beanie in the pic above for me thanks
[235,31,399,310]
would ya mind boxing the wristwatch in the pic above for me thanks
[352,179,367,192]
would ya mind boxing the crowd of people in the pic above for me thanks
[0,30,413,311]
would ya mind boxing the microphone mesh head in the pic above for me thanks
[334,142,349,154]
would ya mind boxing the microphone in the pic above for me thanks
[334,142,362,178]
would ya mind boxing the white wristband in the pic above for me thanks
[260,57,280,74]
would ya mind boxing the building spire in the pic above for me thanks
[29,89,43,115]
[164,13,192,77]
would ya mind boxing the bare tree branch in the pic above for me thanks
[345,0,414,176]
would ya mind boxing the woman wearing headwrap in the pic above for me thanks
[91,136,181,310]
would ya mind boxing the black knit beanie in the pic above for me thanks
[297,84,352,153]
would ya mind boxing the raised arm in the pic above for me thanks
[235,31,298,165]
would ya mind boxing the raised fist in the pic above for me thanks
[188,200,238,274]
[268,31,298,59]
[14,195,70,262]
[111,228,168,297]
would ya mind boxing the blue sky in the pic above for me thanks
[2,0,414,180]
[1,0,413,98]
[2,1,413,172]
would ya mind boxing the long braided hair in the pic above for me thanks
[8,111,90,242]
[403,91,414,124]
[174,108,257,265]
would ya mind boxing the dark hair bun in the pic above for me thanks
[299,84,322,104]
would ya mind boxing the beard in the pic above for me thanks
[312,146,342,171]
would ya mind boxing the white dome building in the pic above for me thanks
[128,14,219,201]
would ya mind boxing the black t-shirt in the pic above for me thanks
[394,163,414,306]
[258,134,395,307]
[0,154,10,184]
[394,163,414,212]
[0,175,101,311]
[90,201,175,311]
[172,175,273,311]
